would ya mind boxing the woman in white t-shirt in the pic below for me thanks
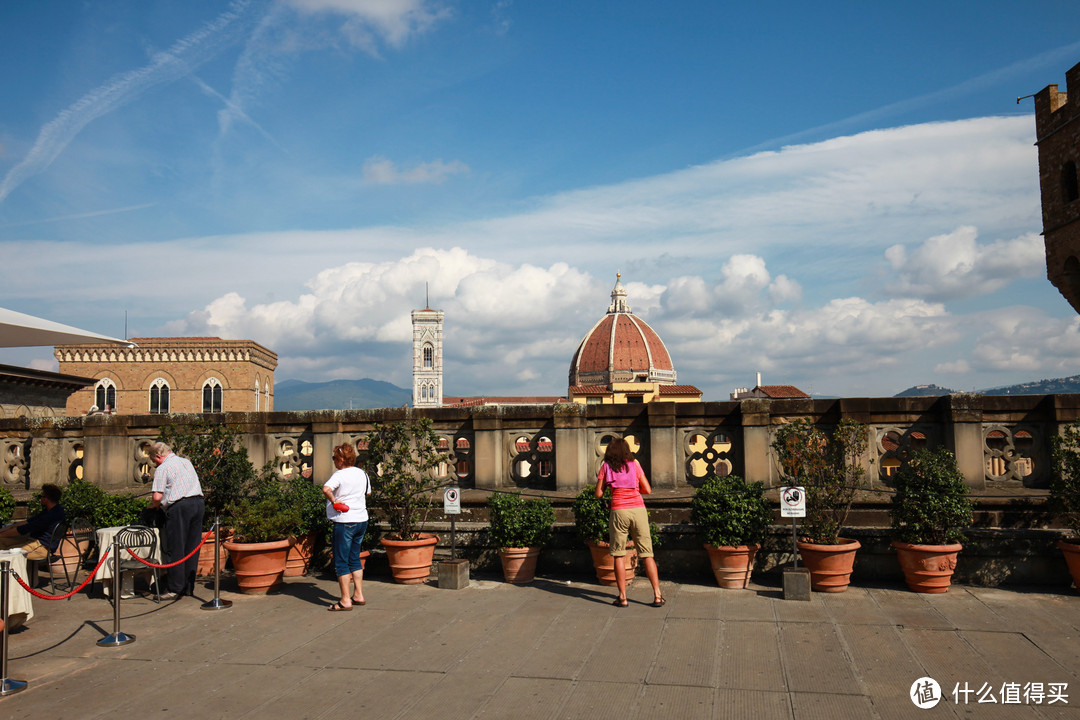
[322,443,371,611]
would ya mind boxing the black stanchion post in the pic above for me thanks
[202,517,231,611]
[0,560,27,695]
[97,544,134,647]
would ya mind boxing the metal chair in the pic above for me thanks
[30,520,75,595]
[114,525,161,601]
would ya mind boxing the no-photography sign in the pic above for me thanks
[780,486,806,518]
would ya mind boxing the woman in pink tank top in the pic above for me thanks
[595,437,664,607]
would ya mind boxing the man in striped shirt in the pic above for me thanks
[148,442,205,600]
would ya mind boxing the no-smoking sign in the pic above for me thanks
[780,486,806,518]
[444,487,461,515]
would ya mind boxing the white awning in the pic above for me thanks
[0,306,133,348]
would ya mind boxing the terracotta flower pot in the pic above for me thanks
[498,546,541,584]
[284,531,317,577]
[704,543,759,589]
[585,540,637,586]
[381,534,439,584]
[892,540,962,593]
[224,537,295,594]
[797,539,861,593]
[196,530,231,578]
[47,530,88,581]
[1059,539,1080,589]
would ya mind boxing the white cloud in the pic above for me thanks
[969,308,1080,374]
[362,156,470,185]
[884,227,1044,300]
[284,0,449,54]
[934,360,971,374]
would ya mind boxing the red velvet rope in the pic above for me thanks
[7,547,113,601]
[124,530,214,569]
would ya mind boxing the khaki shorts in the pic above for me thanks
[0,536,46,560]
[609,507,653,558]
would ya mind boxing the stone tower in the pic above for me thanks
[411,303,444,408]
[1034,61,1080,312]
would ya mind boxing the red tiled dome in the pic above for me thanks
[569,275,677,387]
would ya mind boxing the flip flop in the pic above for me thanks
[328,602,352,612]
[651,597,666,608]
[612,598,628,607]
[352,599,366,606]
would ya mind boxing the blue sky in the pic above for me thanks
[2,1,1080,399]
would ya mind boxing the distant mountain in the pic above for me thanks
[894,375,1080,398]
[894,384,955,397]
[981,374,1080,396]
[274,378,411,411]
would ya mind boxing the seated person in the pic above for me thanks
[0,484,65,560]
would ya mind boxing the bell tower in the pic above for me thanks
[411,294,444,408]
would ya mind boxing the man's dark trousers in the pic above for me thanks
[164,496,205,595]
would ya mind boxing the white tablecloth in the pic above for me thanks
[95,526,162,583]
[0,549,34,622]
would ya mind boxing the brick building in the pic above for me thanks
[55,337,277,415]
[1035,60,1080,312]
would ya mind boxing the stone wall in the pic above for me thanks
[1,394,1077,585]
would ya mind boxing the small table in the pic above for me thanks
[0,549,34,626]
[95,527,162,596]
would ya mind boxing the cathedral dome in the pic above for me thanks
[568,274,677,388]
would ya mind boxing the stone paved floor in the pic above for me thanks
[2,571,1079,719]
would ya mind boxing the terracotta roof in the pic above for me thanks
[442,396,566,406]
[657,384,702,395]
[758,385,810,399]
[568,385,610,395]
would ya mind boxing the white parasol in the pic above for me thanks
[0,306,133,348]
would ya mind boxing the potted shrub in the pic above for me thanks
[772,418,867,592]
[222,467,301,594]
[365,419,449,584]
[571,486,644,586]
[690,474,772,589]
[488,491,555,584]
[1050,419,1080,588]
[158,420,254,575]
[889,447,974,593]
[284,473,332,577]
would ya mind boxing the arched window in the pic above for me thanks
[423,343,434,369]
[149,378,170,414]
[255,379,260,411]
[95,379,116,411]
[1064,161,1079,203]
[202,378,223,413]
[265,383,270,411]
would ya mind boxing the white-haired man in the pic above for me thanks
[147,442,204,599]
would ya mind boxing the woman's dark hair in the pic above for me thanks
[603,437,634,473]
[333,443,357,468]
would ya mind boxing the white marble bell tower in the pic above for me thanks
[411,300,444,408]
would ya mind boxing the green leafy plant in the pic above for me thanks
[227,497,302,544]
[1050,419,1080,540]
[158,419,256,529]
[56,478,143,527]
[890,447,973,545]
[571,486,661,548]
[571,486,609,545]
[690,474,772,548]
[0,486,15,525]
[488,492,555,549]
[771,418,868,544]
[289,473,333,544]
[365,419,449,541]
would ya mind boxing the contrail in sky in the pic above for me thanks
[0,0,255,206]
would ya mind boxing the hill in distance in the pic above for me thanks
[274,378,411,411]
[894,374,1080,398]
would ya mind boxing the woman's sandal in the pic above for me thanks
[650,597,666,608]
[327,602,352,612]
[612,598,628,607]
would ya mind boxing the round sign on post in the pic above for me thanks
[444,487,461,515]
[780,486,806,518]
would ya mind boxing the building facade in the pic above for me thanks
[55,337,277,416]
[1035,60,1080,312]
[412,306,444,408]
